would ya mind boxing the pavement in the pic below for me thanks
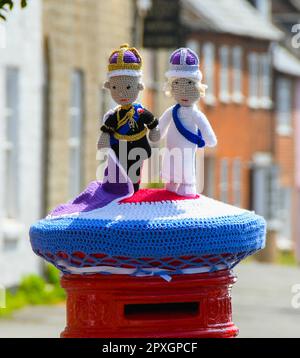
[0,263,299,338]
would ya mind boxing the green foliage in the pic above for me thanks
[277,250,297,267]
[0,0,27,21]
[46,264,61,286]
[0,264,65,318]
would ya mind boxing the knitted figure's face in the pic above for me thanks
[105,76,144,106]
[171,78,200,107]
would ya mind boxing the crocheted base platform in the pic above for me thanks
[30,187,266,278]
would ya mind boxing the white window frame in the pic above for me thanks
[203,42,216,106]
[220,159,229,203]
[232,46,244,104]
[4,67,20,219]
[219,45,231,103]
[259,53,272,109]
[251,156,281,228]
[232,158,242,207]
[276,77,293,136]
[69,70,84,198]
[247,52,260,109]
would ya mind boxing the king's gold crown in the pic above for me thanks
[108,44,142,73]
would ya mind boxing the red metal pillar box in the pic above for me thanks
[61,270,238,338]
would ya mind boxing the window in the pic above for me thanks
[203,42,216,106]
[232,46,243,103]
[220,159,229,203]
[251,163,280,223]
[276,77,292,135]
[4,67,20,219]
[219,45,230,103]
[260,53,272,109]
[232,159,242,207]
[248,52,259,108]
[252,166,268,217]
[69,70,84,198]
[277,187,293,250]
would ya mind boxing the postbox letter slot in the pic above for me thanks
[124,301,199,320]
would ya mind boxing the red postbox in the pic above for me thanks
[61,270,238,338]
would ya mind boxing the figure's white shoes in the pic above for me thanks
[165,182,178,193]
[176,184,197,197]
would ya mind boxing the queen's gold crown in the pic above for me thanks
[108,44,142,73]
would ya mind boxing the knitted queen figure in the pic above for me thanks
[98,44,160,192]
[159,48,217,197]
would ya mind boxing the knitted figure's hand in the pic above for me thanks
[149,127,160,142]
[97,132,110,150]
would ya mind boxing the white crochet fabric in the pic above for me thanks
[47,194,247,222]
[159,105,217,184]
[107,69,142,78]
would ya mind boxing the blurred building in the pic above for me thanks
[266,0,300,259]
[246,0,300,259]
[144,0,283,251]
[43,0,134,212]
[142,0,300,262]
[0,1,43,286]
[1,0,134,286]
[272,46,300,252]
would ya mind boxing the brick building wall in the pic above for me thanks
[143,31,274,210]
[43,0,134,211]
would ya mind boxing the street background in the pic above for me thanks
[0,0,300,338]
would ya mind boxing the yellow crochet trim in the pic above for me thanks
[117,106,137,130]
[102,124,115,132]
[120,104,132,110]
[108,44,142,72]
[113,128,147,142]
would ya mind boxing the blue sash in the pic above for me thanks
[172,104,205,148]
[110,103,143,145]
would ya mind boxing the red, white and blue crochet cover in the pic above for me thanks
[30,175,266,280]
[30,152,266,279]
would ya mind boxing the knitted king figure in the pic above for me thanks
[98,44,160,192]
[159,48,217,197]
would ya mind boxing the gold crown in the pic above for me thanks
[108,44,142,73]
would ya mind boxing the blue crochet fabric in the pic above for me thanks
[30,209,266,277]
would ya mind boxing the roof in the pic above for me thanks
[182,0,283,41]
[290,0,300,11]
[273,45,300,77]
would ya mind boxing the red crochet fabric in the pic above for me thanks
[120,189,199,204]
